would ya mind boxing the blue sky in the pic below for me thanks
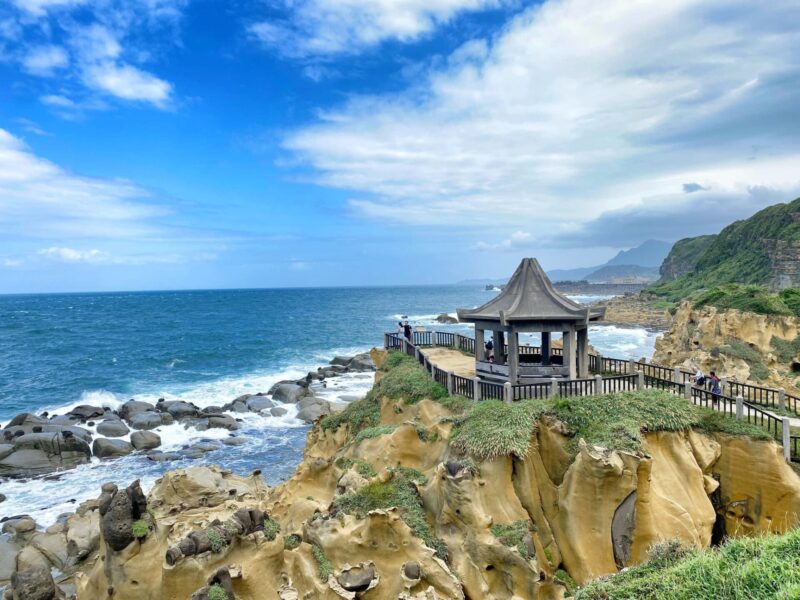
[1,0,799,293]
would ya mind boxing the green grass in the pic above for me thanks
[772,335,800,364]
[693,284,794,317]
[490,520,533,559]
[207,584,228,600]
[575,530,800,599]
[311,544,333,582]
[283,534,301,550]
[263,518,280,541]
[206,527,226,553]
[333,467,446,560]
[321,352,451,435]
[450,391,775,461]
[716,340,770,381]
[334,457,377,478]
[131,519,149,539]
[354,425,397,444]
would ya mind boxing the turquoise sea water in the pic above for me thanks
[0,286,659,523]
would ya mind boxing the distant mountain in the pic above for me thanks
[605,240,673,268]
[652,197,800,295]
[547,240,671,283]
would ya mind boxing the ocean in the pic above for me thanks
[0,286,660,524]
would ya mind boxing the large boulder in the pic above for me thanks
[0,432,91,477]
[330,356,351,367]
[128,411,162,431]
[296,398,331,423]
[160,401,198,420]
[118,400,155,421]
[99,480,147,552]
[130,431,161,451]
[347,352,376,372]
[68,405,104,421]
[8,564,59,600]
[92,438,134,459]
[96,420,129,438]
[271,384,310,404]
[246,396,274,412]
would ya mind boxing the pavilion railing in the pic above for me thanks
[384,332,799,463]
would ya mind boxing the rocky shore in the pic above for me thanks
[0,353,375,479]
[2,348,799,599]
[593,294,672,329]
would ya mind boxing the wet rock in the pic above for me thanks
[246,396,274,412]
[96,420,129,438]
[118,400,155,421]
[271,384,310,404]
[128,411,162,430]
[221,437,246,446]
[296,400,331,423]
[147,451,181,462]
[270,407,288,418]
[160,412,175,426]
[160,401,198,420]
[205,415,239,431]
[0,431,91,477]
[435,313,458,324]
[130,431,161,451]
[330,356,351,367]
[347,352,376,372]
[8,564,58,600]
[68,405,105,421]
[92,438,134,459]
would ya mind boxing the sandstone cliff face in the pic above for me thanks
[66,354,800,600]
[653,303,800,392]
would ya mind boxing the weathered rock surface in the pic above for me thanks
[92,438,134,458]
[96,419,129,437]
[130,430,161,450]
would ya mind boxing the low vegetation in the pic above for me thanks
[206,527,226,553]
[771,334,800,364]
[450,390,775,461]
[207,584,228,600]
[283,534,301,550]
[717,339,770,380]
[262,518,280,541]
[335,457,377,478]
[333,467,447,560]
[321,352,453,435]
[311,544,333,582]
[354,425,397,444]
[131,519,149,539]
[576,531,800,599]
[490,520,533,559]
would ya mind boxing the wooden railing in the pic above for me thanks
[383,331,799,463]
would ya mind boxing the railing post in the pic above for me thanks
[447,372,454,395]
[550,377,559,398]
[779,388,786,411]
[473,377,481,402]
[402,338,408,353]
[636,370,644,391]
[782,417,791,462]
[455,333,462,350]
[684,381,691,400]
[720,377,728,397]
[414,347,419,360]
[595,353,603,374]
[503,382,512,404]
[431,331,437,347]
[673,367,682,384]
[594,374,603,395]
[384,333,388,349]
[628,359,636,374]
[736,395,743,420]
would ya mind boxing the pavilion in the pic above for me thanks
[457,258,605,383]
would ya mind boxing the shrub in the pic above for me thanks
[355,460,377,478]
[206,527,226,553]
[490,520,533,558]
[207,584,227,600]
[771,335,800,363]
[263,518,280,541]
[131,520,149,539]
[696,411,772,441]
[283,534,302,550]
[334,468,446,560]
[779,288,800,315]
[311,544,333,582]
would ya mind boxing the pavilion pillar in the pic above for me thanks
[563,329,577,380]
[508,329,520,385]
[577,328,589,378]
[475,329,485,361]
[494,331,505,365]
[541,332,551,366]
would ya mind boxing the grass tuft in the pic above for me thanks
[490,520,533,558]
[575,530,800,599]
[131,519,149,539]
[263,518,280,541]
[311,544,333,582]
[354,425,397,444]
[283,534,301,550]
[207,584,227,600]
[206,527,226,553]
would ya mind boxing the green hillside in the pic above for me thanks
[648,198,800,315]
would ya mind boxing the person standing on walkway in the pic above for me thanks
[709,371,721,406]
[403,321,412,341]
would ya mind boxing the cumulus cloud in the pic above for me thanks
[82,61,172,106]
[283,0,800,245]
[36,246,217,265]
[474,231,531,252]
[249,0,506,58]
[38,246,107,263]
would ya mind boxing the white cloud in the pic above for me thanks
[11,0,87,17]
[284,0,800,242]
[40,94,76,108]
[36,246,217,265]
[0,128,165,239]
[249,0,505,57]
[21,44,69,75]
[82,61,172,106]
[38,246,107,263]
[474,231,531,251]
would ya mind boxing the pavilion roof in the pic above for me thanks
[457,258,605,325]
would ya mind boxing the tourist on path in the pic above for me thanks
[403,321,412,341]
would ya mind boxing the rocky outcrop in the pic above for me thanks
[768,238,800,290]
[0,415,92,477]
[595,294,672,329]
[654,302,800,391]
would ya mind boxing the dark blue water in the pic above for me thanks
[0,286,655,523]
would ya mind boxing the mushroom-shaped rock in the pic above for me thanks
[338,563,377,592]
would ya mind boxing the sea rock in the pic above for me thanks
[206,415,239,431]
[0,536,20,583]
[147,451,180,463]
[92,438,134,458]
[68,405,105,421]
[96,420,129,438]
[160,401,198,420]
[0,432,91,477]
[270,407,288,417]
[271,384,311,404]
[435,313,458,324]
[338,563,376,592]
[8,564,59,600]
[347,352,376,372]
[99,480,147,552]
[330,356,351,367]
[130,431,161,451]
[128,411,163,431]
[66,510,101,560]
[296,399,331,423]
[246,396,274,412]
[118,400,155,421]
[221,437,246,446]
